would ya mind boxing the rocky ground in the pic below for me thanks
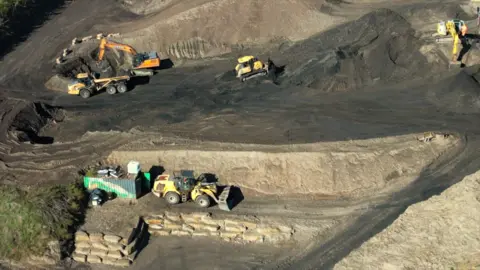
[1,0,480,269]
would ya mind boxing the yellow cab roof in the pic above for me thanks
[76,73,89,79]
[237,55,255,63]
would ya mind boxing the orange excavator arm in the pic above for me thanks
[98,38,138,61]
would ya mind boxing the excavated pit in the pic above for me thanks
[106,134,460,197]
[0,97,62,144]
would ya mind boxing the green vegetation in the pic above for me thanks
[0,0,26,17]
[0,183,86,260]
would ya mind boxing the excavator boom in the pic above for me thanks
[97,38,160,70]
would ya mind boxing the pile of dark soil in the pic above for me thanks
[0,97,63,143]
[427,71,480,114]
[280,8,429,92]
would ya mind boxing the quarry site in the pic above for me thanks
[1,0,480,269]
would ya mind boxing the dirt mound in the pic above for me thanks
[107,134,459,196]
[334,170,480,270]
[279,8,429,92]
[0,97,62,143]
[45,75,72,92]
[427,71,480,114]
[117,0,346,59]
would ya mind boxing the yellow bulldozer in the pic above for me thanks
[234,55,276,82]
[152,170,232,211]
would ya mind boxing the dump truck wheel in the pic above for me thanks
[106,85,117,95]
[79,88,91,99]
[195,194,211,208]
[117,83,128,93]
[165,192,180,205]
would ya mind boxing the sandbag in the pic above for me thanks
[106,250,124,259]
[90,248,107,257]
[72,254,86,262]
[89,232,104,242]
[103,234,122,244]
[86,255,102,264]
[92,242,109,251]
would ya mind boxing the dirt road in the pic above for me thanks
[1,0,480,269]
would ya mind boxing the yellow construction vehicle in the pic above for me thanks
[97,38,160,76]
[152,170,232,211]
[234,55,275,82]
[437,19,466,36]
[436,20,463,63]
[67,72,130,98]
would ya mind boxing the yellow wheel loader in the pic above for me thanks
[152,170,232,211]
[67,72,130,99]
[234,55,275,82]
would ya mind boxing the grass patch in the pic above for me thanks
[0,0,26,18]
[0,182,86,261]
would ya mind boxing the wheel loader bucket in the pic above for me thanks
[217,185,232,211]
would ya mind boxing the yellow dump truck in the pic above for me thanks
[67,72,130,98]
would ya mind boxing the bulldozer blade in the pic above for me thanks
[217,185,232,211]
[131,69,154,77]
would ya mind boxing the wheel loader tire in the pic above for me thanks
[106,85,117,95]
[195,194,211,208]
[79,88,91,99]
[165,192,180,205]
[117,83,127,93]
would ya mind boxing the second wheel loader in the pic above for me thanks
[152,170,232,211]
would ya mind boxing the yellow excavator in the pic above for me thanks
[97,38,160,76]
[152,170,232,211]
[437,19,466,63]
[234,55,276,82]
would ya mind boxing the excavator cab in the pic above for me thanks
[132,52,160,69]
[437,19,465,36]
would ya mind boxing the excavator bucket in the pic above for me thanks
[217,185,232,211]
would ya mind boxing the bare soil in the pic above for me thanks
[107,134,459,197]
[334,170,480,270]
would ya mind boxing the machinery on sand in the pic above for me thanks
[437,19,466,37]
[234,55,276,82]
[152,170,232,211]
[436,19,467,64]
[67,72,130,98]
[97,38,160,76]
